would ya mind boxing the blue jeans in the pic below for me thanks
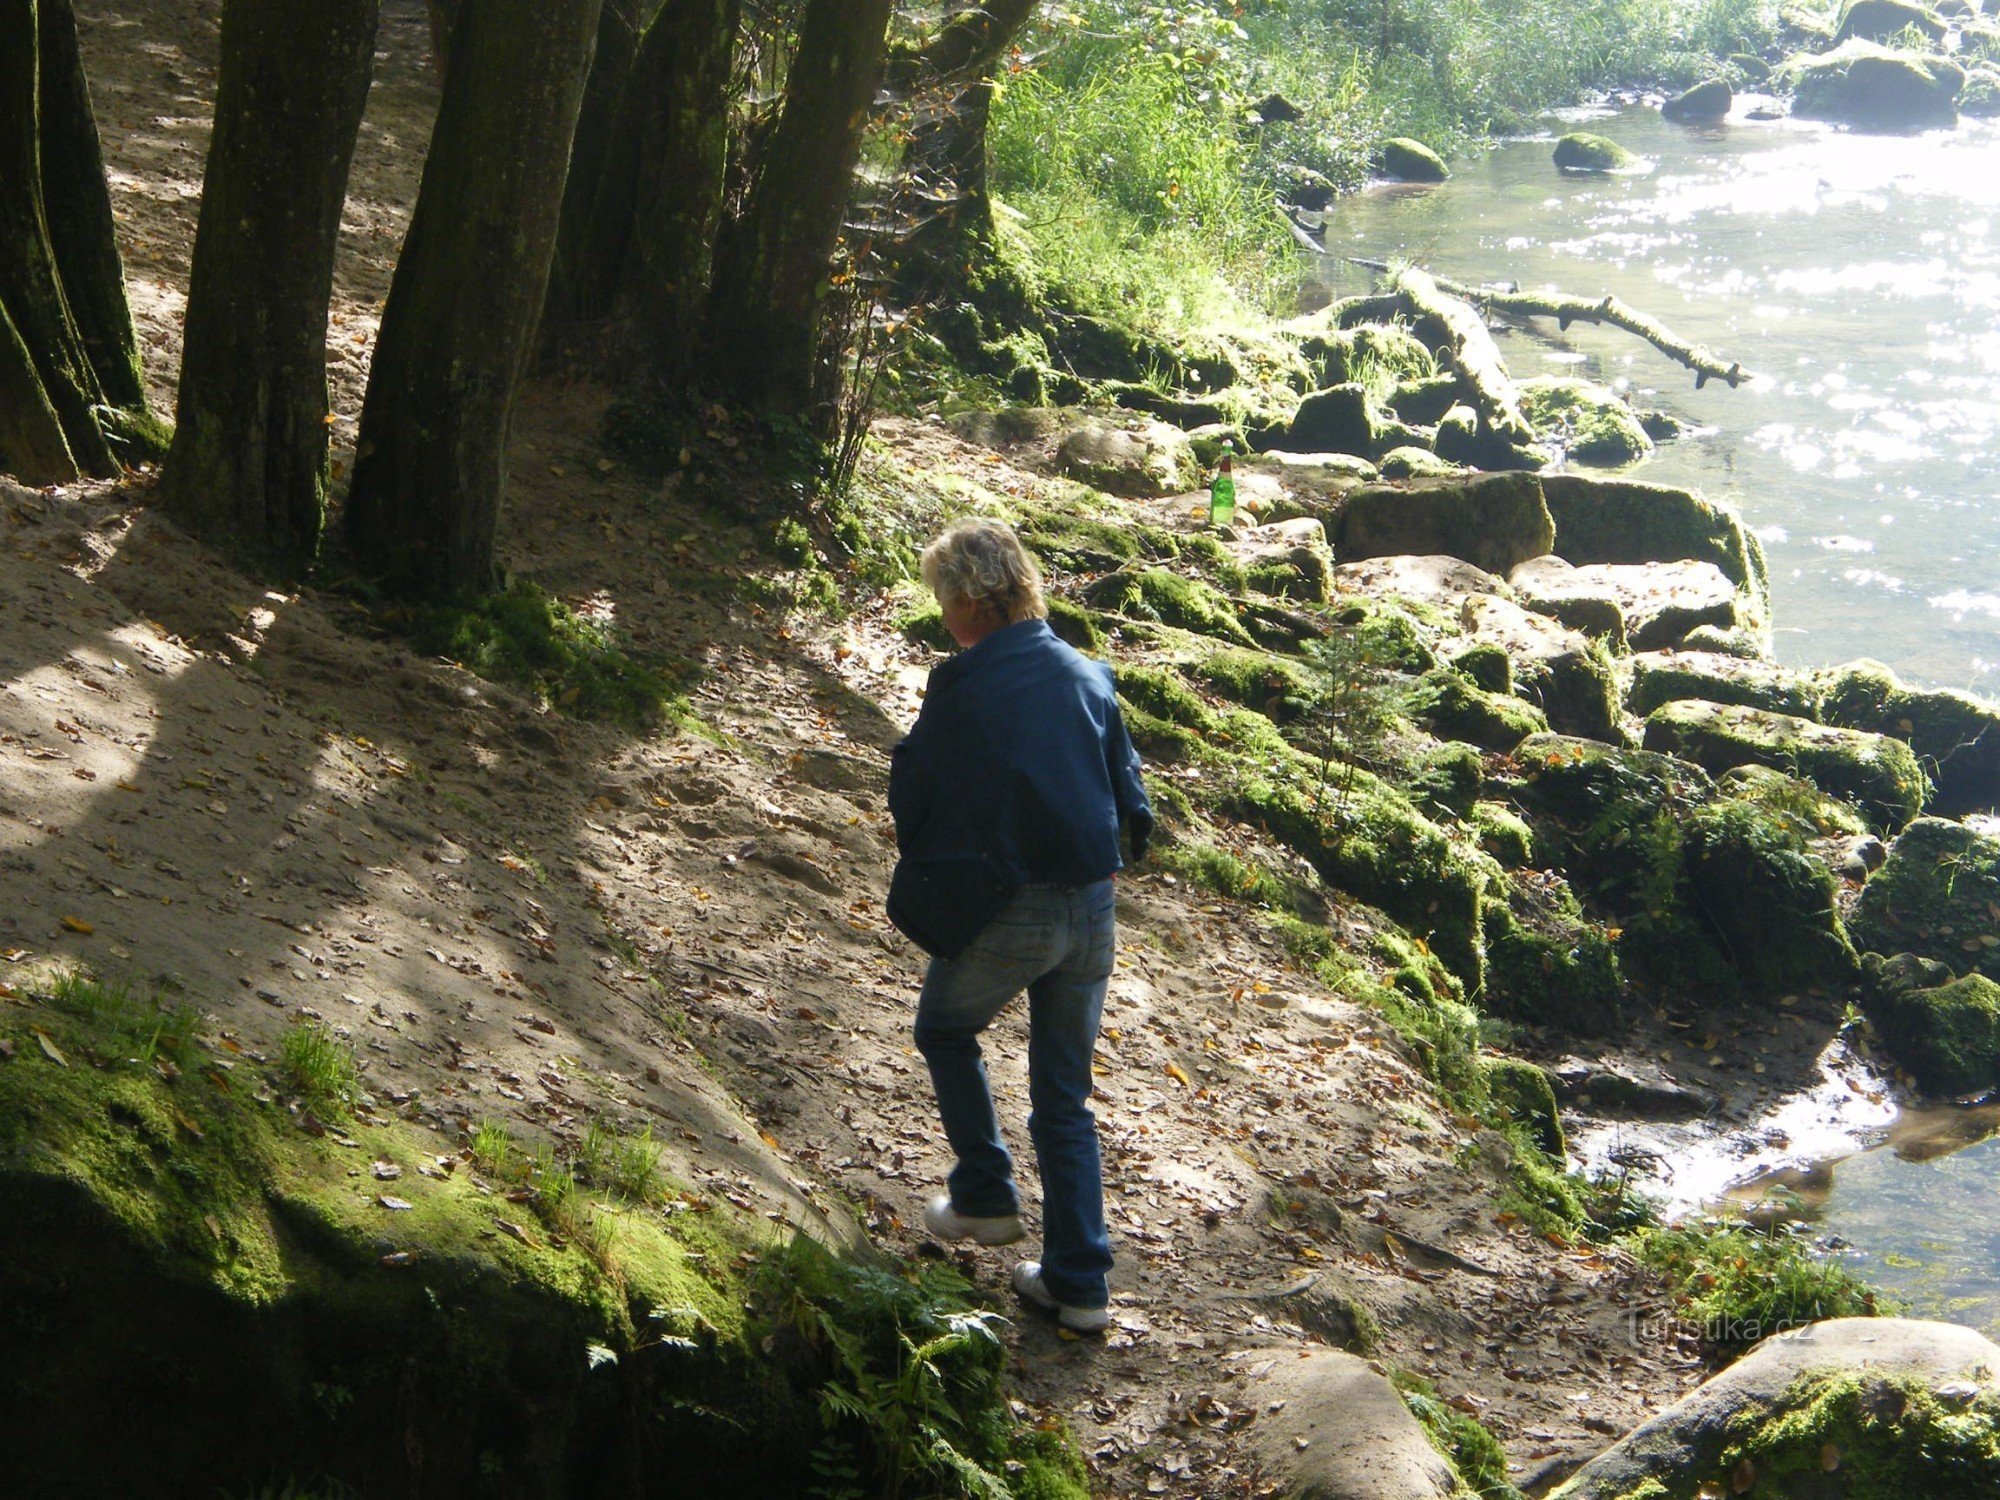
[914,880,1117,1309]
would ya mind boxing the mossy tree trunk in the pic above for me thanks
[704,0,893,412]
[160,0,379,577]
[0,0,123,483]
[889,0,1035,262]
[345,0,604,599]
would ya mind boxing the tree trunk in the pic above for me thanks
[705,0,893,411]
[0,0,116,480]
[160,0,379,576]
[36,0,144,411]
[345,0,604,599]
[542,0,661,331]
[0,292,74,482]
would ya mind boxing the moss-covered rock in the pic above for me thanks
[1834,0,1947,45]
[1819,657,2000,815]
[1377,137,1451,182]
[1296,321,1436,395]
[1277,381,1376,457]
[1462,596,1624,743]
[1384,374,1464,427]
[1678,797,1860,994]
[1470,799,1535,867]
[1483,875,1625,1034]
[1863,955,2000,1094]
[1643,699,1930,832]
[1083,567,1257,646]
[1334,472,1555,577]
[1046,595,1107,652]
[1507,556,1631,649]
[1662,77,1734,121]
[1377,445,1464,480]
[1404,666,1548,750]
[1627,649,1824,720]
[1482,1057,1566,1157]
[1539,473,1769,614]
[1453,642,1513,695]
[1513,732,1715,908]
[1055,419,1201,497]
[1778,39,1963,132]
[1194,647,1317,722]
[1404,741,1486,819]
[1962,60,2000,116]
[1851,816,2000,981]
[1718,762,1873,839]
[1518,376,1653,465]
[1553,132,1637,172]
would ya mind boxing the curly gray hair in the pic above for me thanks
[920,518,1047,624]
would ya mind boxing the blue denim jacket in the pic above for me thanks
[887,619,1153,956]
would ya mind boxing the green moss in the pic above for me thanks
[1045,595,1107,652]
[1296,321,1437,398]
[1513,732,1715,909]
[1469,801,1534,868]
[1678,797,1859,995]
[1820,657,2000,815]
[896,598,956,651]
[1865,965,2000,1096]
[1084,567,1256,646]
[1346,601,1440,673]
[1517,377,1652,466]
[1631,1221,1882,1354]
[1643,699,1930,833]
[1627,650,1823,720]
[1245,546,1332,603]
[1718,763,1871,839]
[1853,817,2000,981]
[1154,836,1297,909]
[1482,876,1625,1034]
[1193,647,1317,722]
[1378,445,1464,480]
[1713,1370,2000,1498]
[1452,643,1513,696]
[1393,1371,1524,1500]
[1482,1058,1564,1158]
[1404,741,1486,819]
[1553,132,1636,171]
[400,582,687,730]
[1540,474,1768,599]
[1405,667,1548,751]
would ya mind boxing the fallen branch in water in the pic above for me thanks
[1346,257,1756,389]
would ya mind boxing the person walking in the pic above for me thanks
[887,517,1153,1334]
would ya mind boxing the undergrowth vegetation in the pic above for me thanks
[1635,1219,1884,1351]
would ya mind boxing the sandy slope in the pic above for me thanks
[0,2,1713,1491]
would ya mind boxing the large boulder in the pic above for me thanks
[1643,700,1930,832]
[1834,0,1947,44]
[1330,553,1513,607]
[1517,376,1653,465]
[1282,383,1379,457]
[1513,556,1745,652]
[1506,556,1630,648]
[1514,732,1715,908]
[1819,658,2000,814]
[1055,419,1200,497]
[1628,649,1825,720]
[1463,596,1622,742]
[1662,77,1734,121]
[1851,816,2000,980]
[1863,953,2000,1094]
[1241,1348,1462,1499]
[1539,473,1769,628]
[1678,796,1859,993]
[1778,39,1963,132]
[1332,472,1554,577]
[1552,1319,2000,1500]
[1376,137,1450,182]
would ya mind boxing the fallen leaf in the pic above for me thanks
[1165,1061,1191,1087]
[203,1213,223,1241]
[60,916,94,936]
[36,1032,68,1067]
[380,1250,419,1268]
[0,1038,15,1060]
[1822,1443,1840,1472]
[496,1217,542,1248]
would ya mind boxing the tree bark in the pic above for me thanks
[705,0,893,410]
[345,0,604,599]
[160,0,379,577]
[0,292,74,482]
[36,0,144,411]
[0,0,116,480]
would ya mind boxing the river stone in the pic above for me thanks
[1332,472,1553,577]
[1553,132,1635,172]
[1662,77,1734,121]
[1642,700,1929,831]
[1628,650,1824,719]
[1517,376,1653,465]
[1550,1319,2000,1500]
[1549,1055,1718,1117]
[1330,553,1513,606]
[1055,420,1200,497]
[1851,816,2000,982]
[1729,52,1773,83]
[1283,383,1377,456]
[1834,0,1947,45]
[1506,556,1629,648]
[1540,473,1766,594]
[1377,446,1464,480]
[1377,136,1450,182]
[1463,597,1622,742]
[1240,1347,1461,1499]
[1385,373,1463,427]
[1582,560,1742,651]
[1778,40,1962,132]
[1863,957,2000,1094]
[1273,162,1337,209]
[1819,658,2000,815]
[948,405,1066,451]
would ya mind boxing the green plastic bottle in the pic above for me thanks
[1207,445,1236,529]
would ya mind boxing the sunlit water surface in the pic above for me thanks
[1318,104,2000,692]
[1334,104,2000,1329]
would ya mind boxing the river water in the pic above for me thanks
[1322,103,2000,1328]
[1317,102,2000,694]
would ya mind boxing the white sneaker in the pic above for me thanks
[922,1194,1024,1246]
[1011,1260,1110,1334]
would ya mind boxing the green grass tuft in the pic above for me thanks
[278,1020,360,1120]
